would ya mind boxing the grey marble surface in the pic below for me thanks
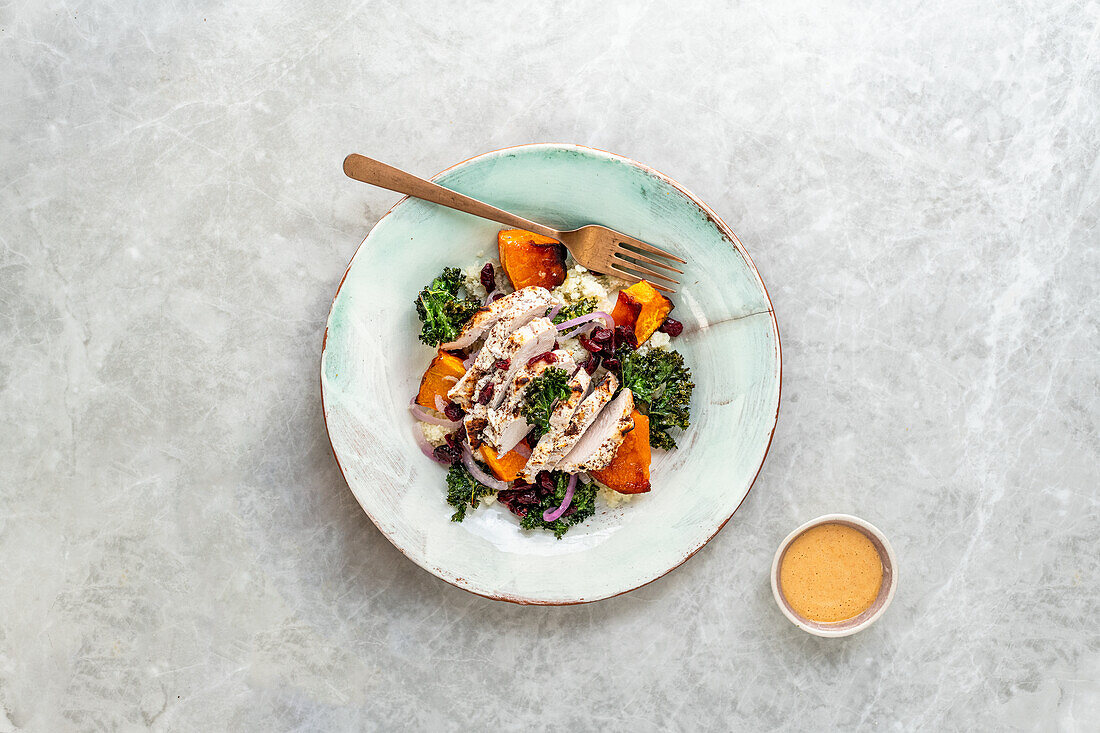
[2,0,1098,730]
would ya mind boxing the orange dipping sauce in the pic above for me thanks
[779,523,884,623]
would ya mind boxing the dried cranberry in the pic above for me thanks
[591,327,613,344]
[536,471,555,492]
[443,402,465,421]
[497,485,541,517]
[443,348,467,360]
[433,444,460,465]
[493,358,511,372]
[480,262,495,292]
[581,353,601,374]
[603,357,621,371]
[526,351,555,367]
[578,335,601,353]
[491,292,505,302]
[477,382,494,405]
[614,325,638,350]
[495,491,518,512]
[444,431,460,449]
[659,317,683,336]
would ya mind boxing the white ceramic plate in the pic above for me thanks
[322,144,780,604]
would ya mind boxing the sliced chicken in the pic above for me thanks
[448,317,556,410]
[462,403,490,449]
[547,366,592,436]
[520,372,617,482]
[482,350,577,454]
[499,350,575,415]
[554,388,635,473]
[448,322,506,409]
[441,286,556,351]
[481,318,557,410]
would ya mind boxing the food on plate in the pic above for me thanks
[498,472,599,539]
[613,348,694,450]
[416,351,467,410]
[478,442,530,482]
[498,229,567,290]
[555,388,636,474]
[415,268,482,346]
[589,410,652,494]
[518,366,573,444]
[440,284,554,351]
[409,231,694,537]
[445,462,495,522]
[610,280,674,345]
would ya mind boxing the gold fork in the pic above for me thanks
[343,154,685,292]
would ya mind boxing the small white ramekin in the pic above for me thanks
[771,514,897,638]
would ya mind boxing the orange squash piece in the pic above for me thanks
[498,229,566,290]
[610,281,673,344]
[478,442,530,482]
[416,350,466,410]
[589,410,651,494]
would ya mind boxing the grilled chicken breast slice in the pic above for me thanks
[547,366,591,436]
[520,372,617,482]
[554,388,635,473]
[448,314,554,409]
[482,350,576,454]
[462,403,490,449]
[482,318,557,410]
[448,322,506,409]
[442,286,555,350]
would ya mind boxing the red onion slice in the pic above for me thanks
[460,444,510,492]
[514,441,532,459]
[434,395,448,412]
[408,396,460,428]
[442,375,460,384]
[558,321,598,341]
[413,424,446,463]
[462,351,477,369]
[546,304,562,320]
[483,289,500,306]
[556,310,613,334]
[543,474,578,522]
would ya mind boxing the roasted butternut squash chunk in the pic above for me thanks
[610,281,673,344]
[589,410,651,494]
[479,442,530,482]
[416,350,467,410]
[498,229,566,290]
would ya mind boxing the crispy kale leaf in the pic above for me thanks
[414,267,482,346]
[445,463,494,522]
[614,348,694,450]
[552,297,599,325]
[520,367,571,443]
[519,472,598,539]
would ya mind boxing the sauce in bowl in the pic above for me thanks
[778,522,884,623]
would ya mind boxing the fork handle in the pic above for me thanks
[343,154,561,240]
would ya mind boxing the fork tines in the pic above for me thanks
[609,237,685,293]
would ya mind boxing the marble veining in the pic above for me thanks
[1,0,1097,730]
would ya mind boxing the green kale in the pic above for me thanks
[551,297,599,325]
[613,348,694,450]
[445,462,495,522]
[519,472,598,539]
[414,267,482,346]
[520,367,572,443]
